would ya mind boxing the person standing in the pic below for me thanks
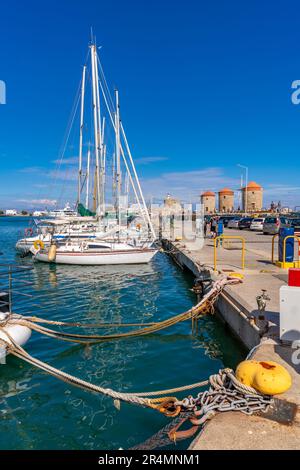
[216,219,224,246]
[211,217,216,238]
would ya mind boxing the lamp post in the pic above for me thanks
[237,164,248,215]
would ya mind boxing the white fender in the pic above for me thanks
[0,314,31,359]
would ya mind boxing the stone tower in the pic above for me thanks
[201,191,215,214]
[218,188,234,213]
[242,182,263,212]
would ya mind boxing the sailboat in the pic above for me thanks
[33,39,157,265]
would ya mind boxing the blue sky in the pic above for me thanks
[1,0,300,209]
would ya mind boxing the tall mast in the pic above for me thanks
[90,44,101,215]
[85,146,91,208]
[78,65,86,205]
[115,89,121,229]
[94,49,104,215]
[112,151,116,201]
[93,168,97,212]
[101,117,106,211]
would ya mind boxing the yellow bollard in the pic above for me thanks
[236,360,292,395]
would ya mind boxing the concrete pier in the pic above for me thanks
[162,227,300,449]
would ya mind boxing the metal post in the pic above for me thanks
[271,233,279,264]
[8,266,12,312]
[214,236,245,272]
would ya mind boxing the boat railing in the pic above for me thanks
[0,263,34,314]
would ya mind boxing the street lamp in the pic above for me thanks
[237,164,248,215]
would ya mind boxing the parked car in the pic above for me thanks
[238,217,253,230]
[250,217,265,231]
[227,217,242,229]
[263,216,289,235]
[290,218,300,236]
[218,216,237,227]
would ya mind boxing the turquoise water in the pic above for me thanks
[0,217,245,449]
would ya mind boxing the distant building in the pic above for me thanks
[5,209,17,216]
[163,194,182,213]
[218,188,234,213]
[242,181,263,212]
[201,191,216,214]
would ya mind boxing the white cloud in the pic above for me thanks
[52,156,79,165]
[135,156,169,165]
[48,168,78,181]
[17,198,57,207]
[140,167,240,202]
[19,166,45,174]
[263,184,300,207]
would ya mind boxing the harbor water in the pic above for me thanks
[0,217,245,449]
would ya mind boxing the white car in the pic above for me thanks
[227,218,241,229]
[250,218,265,231]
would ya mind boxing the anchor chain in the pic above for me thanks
[132,369,273,449]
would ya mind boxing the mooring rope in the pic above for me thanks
[0,334,270,417]
[0,304,273,452]
[0,274,276,450]
[4,277,240,344]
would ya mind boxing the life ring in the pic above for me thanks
[33,240,45,251]
[136,223,141,230]
[25,227,33,237]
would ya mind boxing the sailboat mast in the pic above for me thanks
[85,147,91,208]
[94,50,105,215]
[115,89,121,228]
[101,117,106,210]
[78,65,86,205]
[90,44,101,214]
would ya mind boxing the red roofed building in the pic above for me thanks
[218,188,234,213]
[242,181,263,212]
[201,191,215,214]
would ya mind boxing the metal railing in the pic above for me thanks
[271,233,279,264]
[213,236,246,272]
[0,264,33,313]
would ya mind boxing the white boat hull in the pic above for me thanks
[34,248,157,265]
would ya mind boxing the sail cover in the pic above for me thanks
[77,203,96,217]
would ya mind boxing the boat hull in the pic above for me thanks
[34,248,158,265]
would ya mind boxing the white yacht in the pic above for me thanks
[48,203,77,218]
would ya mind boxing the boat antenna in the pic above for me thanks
[90,26,95,45]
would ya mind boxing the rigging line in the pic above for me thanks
[48,48,90,201]
[97,55,115,115]
[48,85,81,201]
[97,52,155,237]
[97,75,149,228]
